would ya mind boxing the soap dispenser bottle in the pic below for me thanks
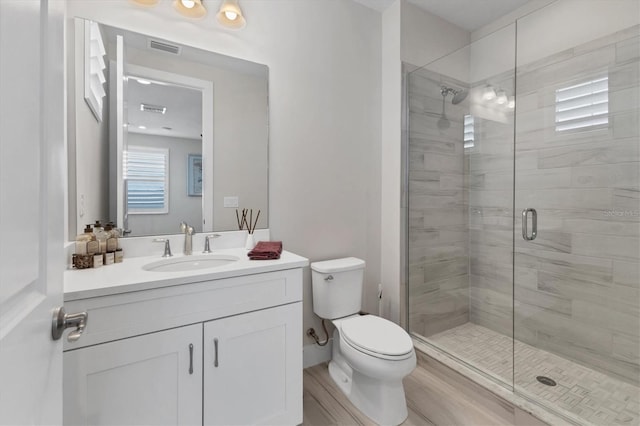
[104,223,118,253]
[75,225,95,255]
[93,220,108,254]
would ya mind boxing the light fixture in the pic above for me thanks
[217,0,246,29]
[173,0,207,18]
[130,0,159,6]
[140,103,167,114]
[496,90,508,105]
[482,85,496,101]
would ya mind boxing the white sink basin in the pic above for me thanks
[143,254,240,272]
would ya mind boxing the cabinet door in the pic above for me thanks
[63,324,202,425]
[203,303,302,425]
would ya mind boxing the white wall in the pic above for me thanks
[66,0,383,346]
[472,0,639,62]
[400,0,470,68]
[380,0,469,324]
[381,0,402,322]
[515,0,639,67]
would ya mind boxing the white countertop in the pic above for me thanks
[64,248,309,301]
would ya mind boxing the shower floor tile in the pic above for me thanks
[429,323,640,426]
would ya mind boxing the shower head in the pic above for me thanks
[451,89,468,104]
[441,86,468,105]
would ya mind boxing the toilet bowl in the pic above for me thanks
[311,258,416,425]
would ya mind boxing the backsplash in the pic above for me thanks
[64,229,271,268]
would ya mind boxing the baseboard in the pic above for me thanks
[303,339,333,368]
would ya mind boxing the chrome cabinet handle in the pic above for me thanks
[51,307,88,342]
[522,208,537,241]
[189,343,194,375]
[214,338,219,367]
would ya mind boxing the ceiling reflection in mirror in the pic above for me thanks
[68,18,269,239]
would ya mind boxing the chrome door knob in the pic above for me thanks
[51,307,88,342]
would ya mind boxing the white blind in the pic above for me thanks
[464,115,474,149]
[124,147,169,214]
[555,76,608,132]
[85,21,106,119]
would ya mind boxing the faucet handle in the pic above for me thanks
[153,238,173,258]
[203,234,221,253]
[180,221,195,235]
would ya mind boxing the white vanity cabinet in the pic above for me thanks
[62,265,304,426]
[203,303,301,425]
[63,324,203,426]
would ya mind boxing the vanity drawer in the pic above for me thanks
[63,268,302,350]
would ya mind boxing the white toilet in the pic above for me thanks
[311,257,416,426]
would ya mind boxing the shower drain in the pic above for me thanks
[536,376,557,386]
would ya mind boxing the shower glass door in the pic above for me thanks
[406,23,517,389]
[513,5,640,424]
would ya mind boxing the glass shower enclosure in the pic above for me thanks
[405,4,639,424]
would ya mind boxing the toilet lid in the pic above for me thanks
[340,315,413,357]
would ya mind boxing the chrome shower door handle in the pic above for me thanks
[213,338,219,367]
[522,208,537,241]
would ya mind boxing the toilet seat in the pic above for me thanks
[339,315,414,360]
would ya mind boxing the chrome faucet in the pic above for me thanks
[180,222,195,255]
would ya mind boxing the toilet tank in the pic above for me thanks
[310,257,365,319]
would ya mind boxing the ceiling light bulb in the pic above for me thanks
[173,0,207,18]
[496,90,508,105]
[482,86,496,101]
[130,0,160,6]
[217,0,246,29]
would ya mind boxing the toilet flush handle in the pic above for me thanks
[325,275,334,282]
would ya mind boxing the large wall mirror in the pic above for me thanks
[67,18,269,239]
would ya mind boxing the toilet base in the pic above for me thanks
[328,352,409,425]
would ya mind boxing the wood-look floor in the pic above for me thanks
[303,352,547,426]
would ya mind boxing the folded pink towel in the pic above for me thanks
[248,241,283,260]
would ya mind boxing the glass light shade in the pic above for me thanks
[130,0,160,5]
[482,86,496,101]
[173,0,207,18]
[496,90,508,105]
[217,0,246,29]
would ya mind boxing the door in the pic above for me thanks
[0,0,65,424]
[63,324,202,425]
[513,9,640,424]
[203,303,302,426]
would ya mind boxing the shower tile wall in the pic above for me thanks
[514,25,640,385]
[407,68,469,337]
[467,74,516,339]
